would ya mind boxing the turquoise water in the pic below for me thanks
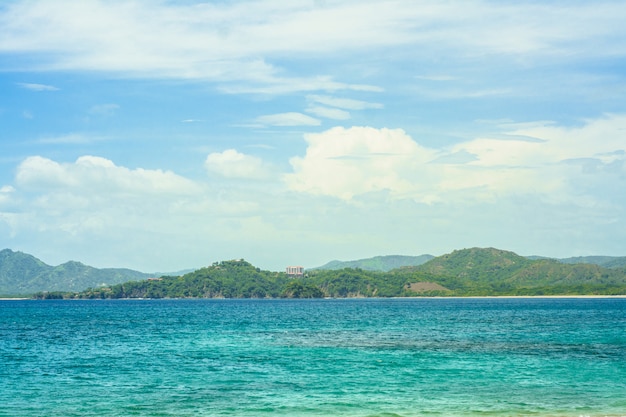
[1,298,625,417]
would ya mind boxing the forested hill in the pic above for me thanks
[44,259,300,299]
[37,248,626,299]
[410,247,626,295]
[39,259,443,299]
[0,249,151,295]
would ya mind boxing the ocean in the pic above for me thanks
[1,298,625,417]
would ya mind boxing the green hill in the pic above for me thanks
[313,254,434,272]
[417,247,532,278]
[60,259,292,300]
[55,248,626,300]
[10,247,626,299]
[0,249,152,295]
[51,259,440,300]
[412,247,626,295]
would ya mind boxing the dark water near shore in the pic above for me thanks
[1,298,625,416]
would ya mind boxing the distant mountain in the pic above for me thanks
[5,247,626,298]
[57,248,626,300]
[313,254,434,272]
[0,249,153,295]
[557,256,626,269]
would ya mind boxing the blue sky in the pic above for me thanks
[1,0,626,272]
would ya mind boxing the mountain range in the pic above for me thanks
[316,252,626,271]
[2,247,626,296]
[0,249,153,296]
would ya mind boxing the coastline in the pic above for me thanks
[421,294,626,299]
[2,295,626,301]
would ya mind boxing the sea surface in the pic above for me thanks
[1,298,625,417]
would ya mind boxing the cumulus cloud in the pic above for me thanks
[2,154,288,270]
[285,116,626,203]
[3,115,625,270]
[0,185,15,206]
[205,149,273,180]
[285,127,438,201]
[16,155,200,195]
[0,155,210,265]
[255,112,321,127]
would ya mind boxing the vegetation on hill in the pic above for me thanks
[35,259,446,299]
[0,249,152,295]
[410,248,626,295]
[3,247,624,299]
[35,248,626,300]
[36,259,288,299]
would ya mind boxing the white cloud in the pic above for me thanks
[285,126,438,201]
[218,77,382,95]
[414,75,457,81]
[0,185,15,207]
[5,155,252,265]
[37,133,95,144]
[255,112,321,127]
[3,154,286,270]
[3,1,624,94]
[16,155,201,195]
[307,95,383,110]
[17,82,59,91]
[306,106,351,120]
[285,116,626,203]
[205,149,273,180]
[2,115,625,271]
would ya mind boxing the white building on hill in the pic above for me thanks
[286,266,304,277]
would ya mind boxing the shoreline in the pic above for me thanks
[2,295,626,301]
[418,294,626,299]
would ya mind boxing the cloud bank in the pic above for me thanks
[2,114,624,270]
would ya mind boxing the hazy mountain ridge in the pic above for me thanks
[323,251,626,272]
[556,256,626,269]
[312,255,435,271]
[0,249,152,295]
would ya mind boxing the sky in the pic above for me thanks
[1,0,626,273]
